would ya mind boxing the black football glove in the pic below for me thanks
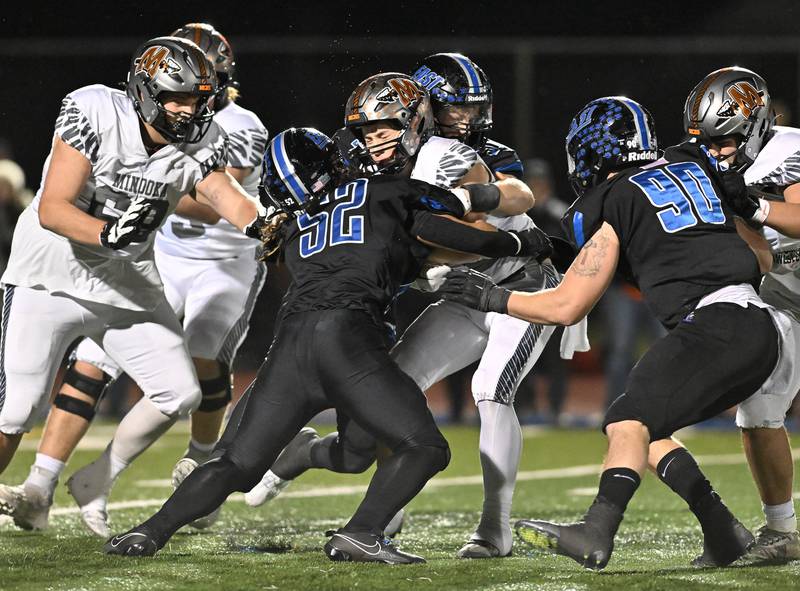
[243,214,268,239]
[438,269,511,314]
[719,170,759,219]
[464,183,502,213]
[99,197,156,250]
[511,227,554,261]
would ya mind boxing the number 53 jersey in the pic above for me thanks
[2,84,227,311]
[565,141,761,328]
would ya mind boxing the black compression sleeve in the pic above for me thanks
[411,211,519,257]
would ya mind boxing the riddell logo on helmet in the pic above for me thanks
[134,46,182,78]
[724,81,764,118]
[465,94,488,103]
[623,150,658,162]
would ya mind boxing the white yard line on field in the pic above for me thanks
[45,448,800,517]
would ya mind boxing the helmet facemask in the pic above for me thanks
[432,103,493,149]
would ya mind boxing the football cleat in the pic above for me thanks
[244,470,291,508]
[171,457,220,529]
[691,511,754,567]
[104,526,159,557]
[457,537,509,559]
[66,461,113,538]
[384,508,405,538]
[0,483,51,530]
[739,526,800,565]
[515,519,613,570]
[324,530,426,564]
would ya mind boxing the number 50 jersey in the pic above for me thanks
[2,84,227,312]
[565,142,760,328]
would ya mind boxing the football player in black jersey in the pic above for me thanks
[441,97,782,570]
[104,127,553,564]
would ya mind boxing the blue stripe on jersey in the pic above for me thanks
[452,54,481,92]
[273,132,308,203]
[618,98,652,150]
[572,212,586,247]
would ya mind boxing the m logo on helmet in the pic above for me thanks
[725,81,764,119]
[134,46,182,78]
[376,78,422,108]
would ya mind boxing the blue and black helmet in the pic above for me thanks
[411,53,493,149]
[566,96,659,196]
[259,127,349,217]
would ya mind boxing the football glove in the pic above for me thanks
[510,227,554,261]
[720,171,770,224]
[439,268,512,314]
[99,197,157,250]
[243,214,268,239]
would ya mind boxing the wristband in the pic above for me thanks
[751,198,770,225]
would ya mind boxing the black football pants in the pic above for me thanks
[141,309,450,543]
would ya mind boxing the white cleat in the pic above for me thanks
[171,457,221,530]
[0,483,51,530]
[66,461,112,538]
[457,537,508,559]
[244,470,291,507]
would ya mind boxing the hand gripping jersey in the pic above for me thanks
[1,84,227,311]
[410,135,534,285]
[744,126,800,317]
[565,142,760,328]
[156,101,268,259]
[279,176,465,320]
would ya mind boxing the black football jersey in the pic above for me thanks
[564,142,760,328]
[479,138,524,179]
[279,176,465,319]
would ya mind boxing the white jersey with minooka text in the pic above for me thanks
[156,101,268,259]
[410,135,534,284]
[1,84,227,311]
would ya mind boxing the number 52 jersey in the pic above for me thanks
[564,142,760,328]
[2,84,227,311]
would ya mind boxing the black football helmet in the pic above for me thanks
[172,23,238,111]
[566,96,659,196]
[126,36,217,143]
[259,128,352,217]
[411,53,493,149]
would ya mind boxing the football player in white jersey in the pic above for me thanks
[682,66,800,563]
[0,36,265,537]
[246,65,585,558]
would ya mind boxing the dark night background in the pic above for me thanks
[1,1,798,392]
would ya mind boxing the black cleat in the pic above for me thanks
[104,526,160,557]
[324,530,425,564]
[515,519,614,570]
[691,516,755,567]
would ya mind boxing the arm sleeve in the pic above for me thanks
[226,126,269,169]
[398,178,467,217]
[54,95,100,165]
[411,210,520,257]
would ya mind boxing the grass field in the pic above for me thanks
[1,421,799,590]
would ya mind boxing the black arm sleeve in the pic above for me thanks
[411,210,520,258]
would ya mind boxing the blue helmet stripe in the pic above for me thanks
[272,131,308,203]
[617,97,652,150]
[451,54,481,93]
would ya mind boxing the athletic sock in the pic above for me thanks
[763,500,797,533]
[474,401,522,555]
[596,467,641,512]
[656,447,721,523]
[185,438,216,463]
[24,454,66,499]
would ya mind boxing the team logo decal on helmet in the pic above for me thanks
[684,66,773,170]
[134,46,182,78]
[566,96,658,196]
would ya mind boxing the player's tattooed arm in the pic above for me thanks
[505,222,619,326]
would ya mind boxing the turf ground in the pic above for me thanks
[1,421,798,591]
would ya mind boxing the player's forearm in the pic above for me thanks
[763,201,800,239]
[412,211,520,258]
[506,287,588,326]
[491,177,535,216]
[196,171,258,232]
[175,195,221,224]
[38,198,105,246]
